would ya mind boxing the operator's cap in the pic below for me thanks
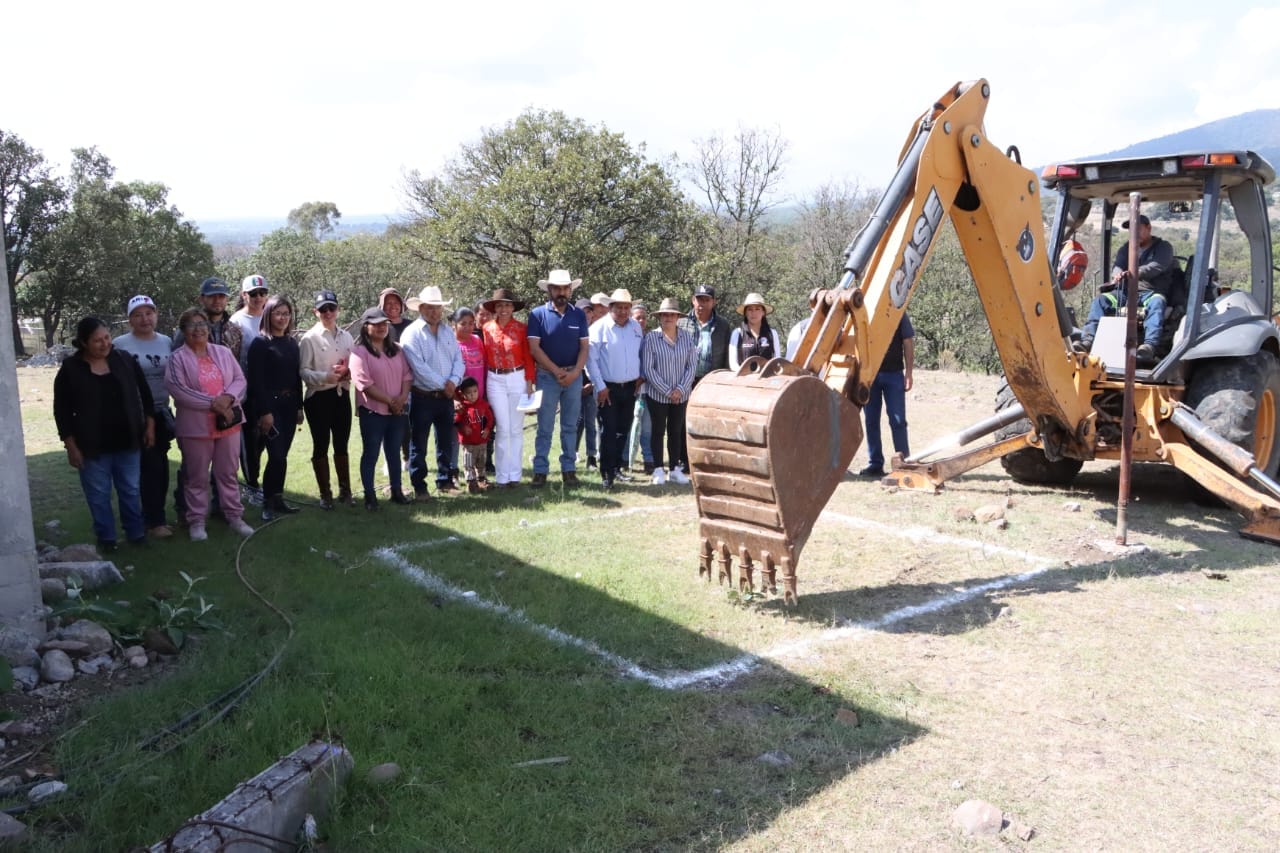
[314,290,339,310]
[127,294,156,316]
[200,276,230,296]
[693,284,716,298]
[1120,214,1151,229]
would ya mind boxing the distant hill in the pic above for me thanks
[197,213,399,248]
[1083,108,1280,168]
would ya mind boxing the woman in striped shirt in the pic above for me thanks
[640,298,698,486]
[481,288,536,488]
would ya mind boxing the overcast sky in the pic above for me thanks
[9,0,1279,222]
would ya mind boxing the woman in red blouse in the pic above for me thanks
[481,288,535,488]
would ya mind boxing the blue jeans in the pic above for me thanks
[409,393,455,491]
[864,370,909,470]
[625,397,653,466]
[534,369,583,474]
[79,450,145,544]
[576,391,598,457]
[359,406,406,497]
[1083,289,1166,347]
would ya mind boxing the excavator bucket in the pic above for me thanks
[686,362,862,602]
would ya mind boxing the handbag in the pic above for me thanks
[215,404,243,431]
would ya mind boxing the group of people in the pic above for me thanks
[52,269,918,549]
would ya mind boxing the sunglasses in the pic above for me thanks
[318,305,338,313]
[248,290,269,298]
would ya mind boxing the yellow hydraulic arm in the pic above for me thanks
[686,79,1105,601]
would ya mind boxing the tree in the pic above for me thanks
[404,109,703,310]
[287,201,342,239]
[1,130,67,355]
[18,148,213,344]
[686,126,789,308]
[774,180,879,329]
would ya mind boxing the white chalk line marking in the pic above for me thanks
[374,505,1064,689]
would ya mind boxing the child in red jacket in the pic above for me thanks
[454,377,495,493]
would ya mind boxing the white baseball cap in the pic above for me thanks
[127,295,156,316]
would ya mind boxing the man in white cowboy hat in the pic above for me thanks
[586,288,644,490]
[400,285,465,499]
[527,269,590,487]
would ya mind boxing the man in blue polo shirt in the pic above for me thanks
[527,269,591,487]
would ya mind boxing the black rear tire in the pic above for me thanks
[1184,352,1280,488]
[994,380,1085,485]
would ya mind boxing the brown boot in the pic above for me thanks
[312,458,333,510]
[333,454,354,506]
[468,479,480,494]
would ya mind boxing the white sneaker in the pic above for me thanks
[668,467,690,485]
[228,519,255,537]
[190,525,208,542]
[651,467,667,486]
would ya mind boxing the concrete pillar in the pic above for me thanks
[0,268,42,636]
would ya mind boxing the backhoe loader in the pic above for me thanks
[685,79,1280,603]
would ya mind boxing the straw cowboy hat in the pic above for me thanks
[602,288,634,306]
[589,291,611,306]
[536,269,583,292]
[654,297,684,316]
[405,285,452,310]
[481,287,527,313]
[736,292,774,315]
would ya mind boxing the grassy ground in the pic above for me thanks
[11,366,1280,850]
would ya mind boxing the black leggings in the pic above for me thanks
[261,402,300,498]
[304,387,352,460]
[647,398,686,471]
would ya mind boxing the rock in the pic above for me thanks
[27,780,68,803]
[11,666,39,691]
[756,750,794,768]
[38,639,90,656]
[0,812,29,847]
[0,776,21,796]
[1201,568,1228,581]
[129,655,148,669]
[973,505,1006,523]
[143,627,179,655]
[835,708,860,727]
[952,799,1005,836]
[76,658,102,676]
[58,620,114,655]
[86,653,113,669]
[0,721,35,738]
[40,649,76,683]
[987,518,1008,531]
[38,560,124,590]
[1062,501,1082,512]
[40,577,67,603]
[1012,821,1036,841]
[366,762,402,785]
[0,627,41,668]
[952,507,974,522]
[42,543,102,563]
[121,645,145,659]
[43,519,62,532]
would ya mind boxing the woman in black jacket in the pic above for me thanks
[247,295,304,520]
[53,316,156,551]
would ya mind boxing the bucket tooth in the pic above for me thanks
[715,541,733,587]
[781,557,798,605]
[738,546,755,593]
[698,538,713,582]
[760,551,777,594]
